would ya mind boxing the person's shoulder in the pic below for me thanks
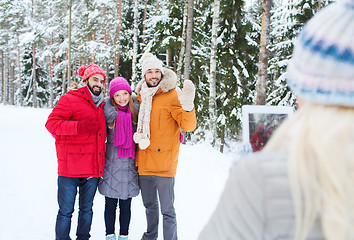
[245,150,287,167]
[103,97,115,110]
[232,150,288,181]
[64,87,87,99]
[57,90,78,103]
[103,96,111,103]
[131,93,138,102]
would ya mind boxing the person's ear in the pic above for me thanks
[296,96,306,108]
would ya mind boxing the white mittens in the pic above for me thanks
[133,132,150,150]
[177,80,195,111]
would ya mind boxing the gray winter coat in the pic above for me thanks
[98,96,139,200]
[198,150,324,240]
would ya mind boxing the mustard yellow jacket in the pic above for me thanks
[135,69,197,177]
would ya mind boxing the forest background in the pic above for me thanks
[0,0,334,151]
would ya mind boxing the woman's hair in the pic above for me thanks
[108,96,138,129]
[265,103,354,240]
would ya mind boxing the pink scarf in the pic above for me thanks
[114,105,135,159]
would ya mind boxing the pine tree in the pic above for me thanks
[21,44,48,107]
[215,0,259,149]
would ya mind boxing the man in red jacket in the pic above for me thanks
[45,64,107,240]
[250,124,266,152]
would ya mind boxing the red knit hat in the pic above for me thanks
[78,64,106,83]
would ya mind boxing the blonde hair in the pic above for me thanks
[108,96,138,129]
[265,103,354,240]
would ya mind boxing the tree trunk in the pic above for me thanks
[183,0,194,80]
[17,33,22,106]
[103,4,109,93]
[142,0,148,45]
[131,0,139,84]
[1,50,4,104]
[209,0,220,146]
[220,124,225,153]
[32,43,37,108]
[5,55,9,104]
[56,57,60,101]
[3,54,9,104]
[92,31,96,63]
[62,48,68,94]
[176,0,188,82]
[48,38,54,108]
[67,0,72,88]
[255,0,272,105]
[115,0,123,77]
[62,68,67,95]
[10,59,15,105]
[156,0,159,14]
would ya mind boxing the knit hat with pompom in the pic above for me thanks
[109,77,132,99]
[78,64,107,83]
[140,53,164,77]
[286,0,354,107]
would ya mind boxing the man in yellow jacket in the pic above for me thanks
[134,53,197,240]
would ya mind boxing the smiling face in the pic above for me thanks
[86,74,105,96]
[113,90,130,107]
[144,68,162,87]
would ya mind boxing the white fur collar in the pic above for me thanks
[135,68,177,95]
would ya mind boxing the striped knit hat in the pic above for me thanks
[286,0,354,107]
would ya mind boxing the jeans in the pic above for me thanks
[139,175,177,240]
[55,176,99,240]
[104,197,132,236]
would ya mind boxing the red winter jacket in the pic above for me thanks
[45,86,107,178]
[250,132,265,152]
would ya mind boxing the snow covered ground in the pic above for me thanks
[0,104,238,239]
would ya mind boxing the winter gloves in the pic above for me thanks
[177,80,195,112]
[133,132,150,150]
[77,119,101,134]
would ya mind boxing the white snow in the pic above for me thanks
[0,104,236,239]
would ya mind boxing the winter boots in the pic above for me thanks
[106,234,116,240]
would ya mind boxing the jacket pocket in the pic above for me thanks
[157,108,171,131]
[66,145,95,175]
[143,147,172,173]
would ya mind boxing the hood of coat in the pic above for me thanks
[135,68,177,95]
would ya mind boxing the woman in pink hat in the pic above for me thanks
[98,77,139,240]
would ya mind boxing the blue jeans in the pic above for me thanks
[55,176,99,240]
[104,197,132,236]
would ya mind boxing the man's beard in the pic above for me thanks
[88,83,102,96]
[146,78,161,88]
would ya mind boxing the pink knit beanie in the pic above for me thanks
[78,64,107,83]
[109,77,132,99]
